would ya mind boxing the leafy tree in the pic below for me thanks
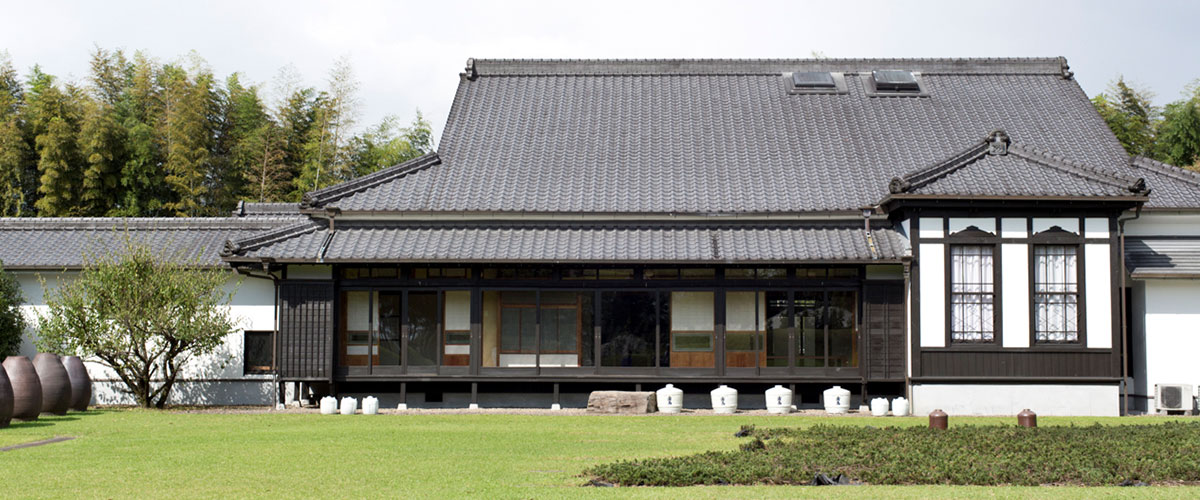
[1092,77,1158,157]
[78,100,126,215]
[350,111,433,176]
[0,260,25,358]
[295,56,361,194]
[0,52,31,216]
[0,48,429,214]
[160,60,215,216]
[36,240,237,408]
[34,116,83,216]
[1155,88,1200,169]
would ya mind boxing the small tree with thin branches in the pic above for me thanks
[36,239,237,408]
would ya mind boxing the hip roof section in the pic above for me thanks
[303,57,1190,214]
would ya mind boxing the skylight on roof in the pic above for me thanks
[872,70,920,92]
[791,71,836,89]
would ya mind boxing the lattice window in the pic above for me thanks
[950,245,995,342]
[1034,245,1079,343]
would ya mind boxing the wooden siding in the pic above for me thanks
[864,282,905,381]
[278,281,335,381]
[918,350,1116,379]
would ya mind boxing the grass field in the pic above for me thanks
[1,410,1198,499]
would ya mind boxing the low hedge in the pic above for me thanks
[584,422,1200,486]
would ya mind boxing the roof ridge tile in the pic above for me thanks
[301,153,440,209]
[1130,155,1200,188]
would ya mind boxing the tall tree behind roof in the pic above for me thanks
[160,56,216,217]
[1155,83,1200,170]
[27,69,86,216]
[1092,77,1159,157]
[0,52,32,216]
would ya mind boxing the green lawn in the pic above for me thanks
[0,410,1198,499]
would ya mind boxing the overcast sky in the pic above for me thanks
[3,0,1198,141]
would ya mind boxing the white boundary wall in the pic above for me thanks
[912,384,1119,416]
[1136,279,1200,409]
[14,270,277,406]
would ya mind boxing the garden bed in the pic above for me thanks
[585,422,1200,486]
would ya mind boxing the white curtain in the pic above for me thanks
[950,246,994,342]
[1034,246,1078,342]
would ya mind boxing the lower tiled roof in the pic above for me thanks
[224,222,910,263]
[1125,238,1200,279]
[0,217,299,270]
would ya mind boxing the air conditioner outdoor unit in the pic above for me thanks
[1154,384,1195,414]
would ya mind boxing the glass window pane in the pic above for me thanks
[757,268,787,279]
[1033,245,1079,343]
[725,291,762,367]
[950,245,995,342]
[562,269,597,280]
[376,292,401,366]
[644,268,679,280]
[600,291,657,367]
[665,291,714,368]
[828,291,857,367]
[244,331,273,373]
[520,308,537,354]
[795,292,826,367]
[500,307,522,352]
[724,269,755,279]
[598,268,634,280]
[672,332,713,351]
[680,268,715,279]
[407,292,438,366]
[764,292,789,366]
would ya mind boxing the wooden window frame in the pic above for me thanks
[243,330,275,375]
[946,242,999,344]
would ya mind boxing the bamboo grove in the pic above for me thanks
[0,48,432,217]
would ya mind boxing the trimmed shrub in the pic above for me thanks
[585,422,1200,486]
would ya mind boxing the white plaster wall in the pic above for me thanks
[918,243,945,347]
[918,217,943,239]
[1001,243,1030,348]
[912,384,1119,416]
[1000,218,1027,238]
[12,270,277,406]
[1124,213,1200,237]
[1084,218,1109,238]
[1141,280,1200,408]
[1085,243,1113,349]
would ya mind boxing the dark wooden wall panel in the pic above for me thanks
[918,350,1115,379]
[278,281,335,381]
[864,282,905,381]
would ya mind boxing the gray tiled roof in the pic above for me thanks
[889,133,1148,199]
[224,222,909,263]
[0,217,299,269]
[1127,156,1200,209]
[232,201,303,217]
[1125,238,1200,278]
[301,57,1198,213]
